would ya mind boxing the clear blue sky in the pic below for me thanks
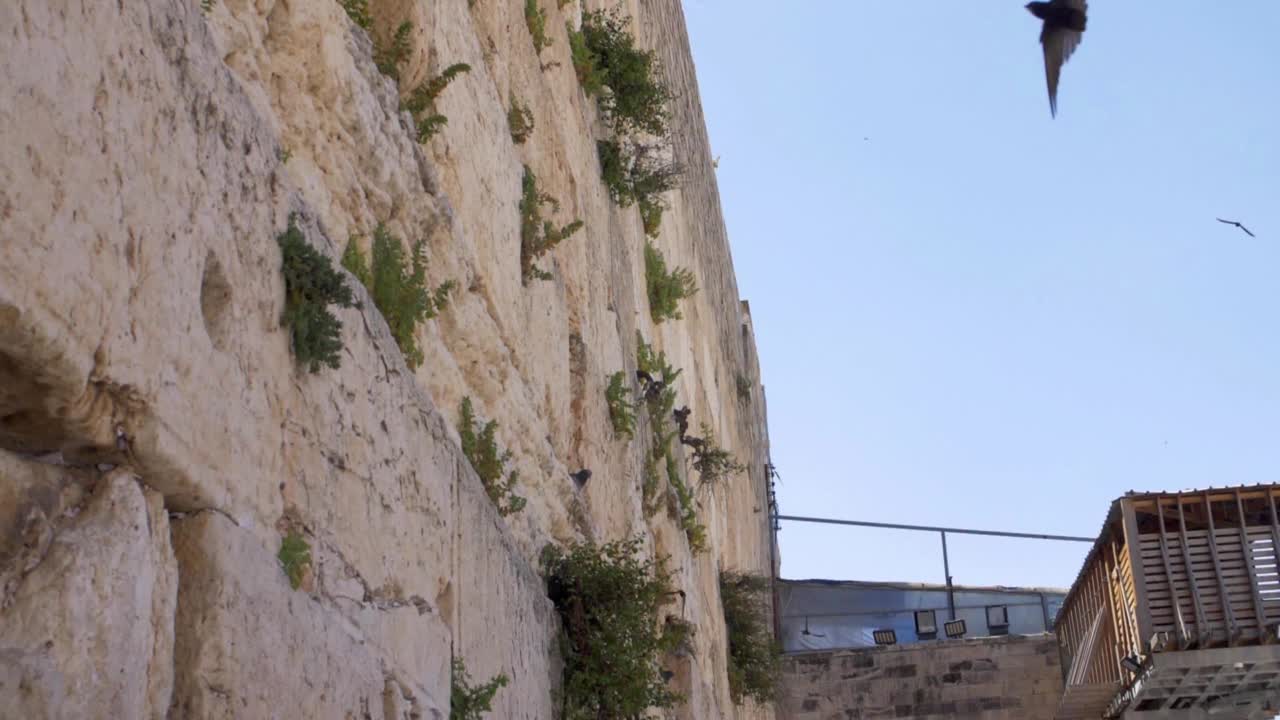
[685,1,1280,590]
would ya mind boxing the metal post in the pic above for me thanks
[941,531,956,620]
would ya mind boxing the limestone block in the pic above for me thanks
[0,470,177,720]
[169,510,448,719]
[453,456,560,720]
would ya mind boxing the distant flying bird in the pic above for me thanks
[1217,218,1256,238]
[1026,0,1088,117]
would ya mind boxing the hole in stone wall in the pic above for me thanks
[0,349,64,456]
[200,251,233,352]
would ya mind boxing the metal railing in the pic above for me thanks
[773,513,1094,621]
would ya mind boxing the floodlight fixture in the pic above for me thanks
[872,629,897,646]
[944,619,967,639]
[914,610,937,636]
[986,605,1009,629]
[1120,655,1143,675]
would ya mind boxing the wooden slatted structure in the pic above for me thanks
[1055,484,1280,719]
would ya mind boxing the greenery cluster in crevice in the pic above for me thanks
[404,63,471,142]
[605,371,636,440]
[688,422,746,493]
[342,224,455,370]
[572,9,671,136]
[374,21,414,80]
[338,0,372,29]
[458,397,527,516]
[735,373,752,404]
[451,657,508,720]
[508,93,535,144]
[720,572,782,705]
[636,334,705,552]
[570,9,683,239]
[598,140,681,238]
[525,0,552,55]
[278,216,355,373]
[519,166,584,283]
[541,537,684,719]
[643,241,697,323]
[278,531,312,590]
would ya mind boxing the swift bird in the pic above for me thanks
[1217,218,1256,238]
[1026,0,1088,117]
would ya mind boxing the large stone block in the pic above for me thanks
[0,468,177,720]
[170,510,448,719]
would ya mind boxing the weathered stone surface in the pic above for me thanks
[779,635,1065,720]
[453,456,561,720]
[0,469,176,720]
[0,452,93,605]
[0,0,772,715]
[170,509,447,719]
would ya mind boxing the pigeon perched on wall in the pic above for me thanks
[1026,0,1088,117]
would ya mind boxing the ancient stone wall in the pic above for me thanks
[779,635,1065,720]
[0,0,773,717]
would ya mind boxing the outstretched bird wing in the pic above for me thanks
[1040,0,1087,117]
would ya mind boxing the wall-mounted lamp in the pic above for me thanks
[944,619,967,639]
[872,629,897,646]
[914,610,937,636]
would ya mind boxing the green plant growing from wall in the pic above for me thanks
[689,422,746,491]
[735,373,752,403]
[635,334,706,551]
[200,0,214,13]
[720,572,781,704]
[459,397,527,516]
[567,23,605,96]
[507,93,535,144]
[278,531,312,590]
[541,537,684,718]
[451,657,508,719]
[577,9,672,137]
[642,454,662,516]
[644,242,697,323]
[519,166,583,283]
[338,0,372,29]
[278,216,355,372]
[375,21,414,80]
[597,140,682,209]
[404,63,471,142]
[343,225,454,370]
[638,199,664,238]
[524,0,552,55]
[341,235,372,288]
[605,371,636,440]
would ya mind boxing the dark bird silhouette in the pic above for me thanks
[1026,0,1087,117]
[570,469,592,488]
[1217,218,1256,238]
[673,406,691,438]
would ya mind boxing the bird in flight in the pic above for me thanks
[1217,218,1256,238]
[1026,0,1088,117]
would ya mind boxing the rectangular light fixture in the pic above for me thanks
[986,605,1009,629]
[914,610,937,636]
[1120,655,1143,675]
[944,619,967,639]
[872,629,897,646]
